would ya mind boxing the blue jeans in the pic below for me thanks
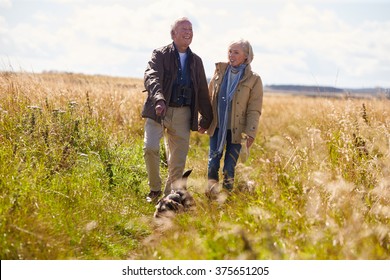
[208,128,241,190]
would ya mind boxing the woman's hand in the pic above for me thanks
[247,136,255,148]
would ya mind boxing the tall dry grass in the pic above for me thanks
[0,71,389,260]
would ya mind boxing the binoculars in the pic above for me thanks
[170,85,192,106]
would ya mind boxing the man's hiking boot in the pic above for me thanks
[146,190,162,203]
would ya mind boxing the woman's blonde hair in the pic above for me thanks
[228,39,254,64]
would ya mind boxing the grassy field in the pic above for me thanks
[0,71,389,260]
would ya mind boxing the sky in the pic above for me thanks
[1,0,389,88]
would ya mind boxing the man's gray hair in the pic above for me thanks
[170,17,192,39]
[229,39,254,64]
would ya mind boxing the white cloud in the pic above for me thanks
[0,16,8,32]
[0,0,11,8]
[232,2,390,87]
[1,0,389,87]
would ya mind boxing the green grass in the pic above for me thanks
[1,72,389,260]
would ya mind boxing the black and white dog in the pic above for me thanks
[154,170,195,218]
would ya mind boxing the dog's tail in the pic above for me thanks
[182,169,192,178]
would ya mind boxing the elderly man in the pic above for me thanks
[142,17,213,202]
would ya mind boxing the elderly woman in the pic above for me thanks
[203,39,263,194]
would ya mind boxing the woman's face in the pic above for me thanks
[228,43,247,67]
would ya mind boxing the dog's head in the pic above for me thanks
[154,191,186,218]
[153,169,194,218]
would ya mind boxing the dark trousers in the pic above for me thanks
[208,128,241,190]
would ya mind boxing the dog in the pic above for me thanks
[154,169,195,218]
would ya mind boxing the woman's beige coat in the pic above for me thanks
[206,62,263,144]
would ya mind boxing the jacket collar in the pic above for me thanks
[215,62,252,82]
[171,42,193,56]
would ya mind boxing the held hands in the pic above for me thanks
[198,126,207,134]
[155,100,166,117]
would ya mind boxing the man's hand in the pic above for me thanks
[155,100,166,117]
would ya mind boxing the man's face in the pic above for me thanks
[172,21,193,52]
